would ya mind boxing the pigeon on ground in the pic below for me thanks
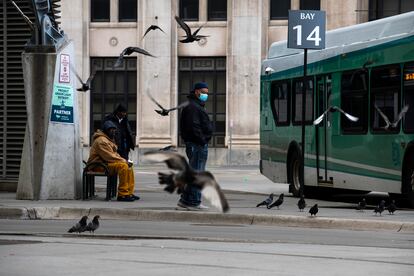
[297,194,306,212]
[85,215,100,233]
[70,63,96,92]
[68,216,88,233]
[114,46,155,68]
[142,24,166,39]
[356,198,366,211]
[374,104,409,130]
[147,91,189,116]
[374,200,386,216]
[267,193,284,209]
[387,200,396,215]
[174,16,209,43]
[313,106,359,126]
[309,204,318,216]
[256,193,274,208]
[144,151,229,213]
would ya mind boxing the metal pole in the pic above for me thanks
[301,49,308,193]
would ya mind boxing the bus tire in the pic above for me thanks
[288,150,303,197]
[402,153,414,208]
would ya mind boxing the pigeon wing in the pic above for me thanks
[146,91,166,110]
[127,47,156,57]
[167,101,189,112]
[69,63,84,85]
[313,108,331,125]
[175,16,192,37]
[392,104,409,126]
[194,171,230,213]
[142,26,154,38]
[144,151,190,171]
[334,106,359,122]
[85,70,96,86]
[374,104,391,128]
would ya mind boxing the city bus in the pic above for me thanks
[260,12,414,206]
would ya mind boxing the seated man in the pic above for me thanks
[87,120,139,202]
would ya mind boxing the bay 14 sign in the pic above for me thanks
[288,10,326,49]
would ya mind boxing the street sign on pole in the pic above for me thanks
[287,10,326,194]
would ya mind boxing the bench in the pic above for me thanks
[82,162,117,200]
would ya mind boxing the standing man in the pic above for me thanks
[178,82,213,210]
[103,104,135,161]
[87,121,139,202]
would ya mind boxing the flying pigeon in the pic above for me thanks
[374,104,409,130]
[313,106,359,126]
[309,204,318,216]
[297,194,306,212]
[174,16,209,43]
[144,151,229,213]
[142,24,166,39]
[387,200,396,215]
[10,0,36,32]
[114,46,155,68]
[374,200,386,216]
[68,216,88,233]
[267,193,284,209]
[356,198,366,211]
[147,91,189,116]
[70,63,96,92]
[85,215,100,233]
[256,193,274,208]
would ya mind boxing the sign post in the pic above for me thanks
[288,10,325,194]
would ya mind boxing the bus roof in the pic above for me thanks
[262,11,414,76]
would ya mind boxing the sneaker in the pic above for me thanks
[176,201,208,211]
[197,204,209,210]
[131,194,140,200]
[117,195,135,202]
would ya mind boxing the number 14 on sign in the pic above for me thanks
[292,25,321,46]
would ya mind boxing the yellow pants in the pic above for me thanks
[107,162,135,197]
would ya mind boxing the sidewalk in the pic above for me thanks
[1,166,414,232]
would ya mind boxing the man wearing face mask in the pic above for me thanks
[87,121,139,202]
[177,82,213,211]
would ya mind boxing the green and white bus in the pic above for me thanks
[260,12,414,206]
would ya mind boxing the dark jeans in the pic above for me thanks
[179,142,208,206]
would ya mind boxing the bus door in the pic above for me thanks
[315,75,333,186]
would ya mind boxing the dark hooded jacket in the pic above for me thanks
[103,112,135,158]
[180,93,213,146]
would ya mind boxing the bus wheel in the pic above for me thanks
[402,157,414,208]
[289,150,303,197]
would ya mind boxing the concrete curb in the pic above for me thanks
[1,206,414,233]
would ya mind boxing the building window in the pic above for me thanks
[300,0,320,10]
[403,63,414,133]
[208,0,227,21]
[90,58,137,142]
[91,0,110,22]
[369,0,414,20]
[292,78,313,125]
[371,65,401,133]
[341,70,368,134]
[180,0,199,21]
[119,0,137,22]
[270,0,290,19]
[270,81,290,125]
[178,57,226,147]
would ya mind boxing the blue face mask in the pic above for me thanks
[199,93,208,102]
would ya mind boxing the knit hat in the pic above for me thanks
[193,82,208,90]
[103,120,117,131]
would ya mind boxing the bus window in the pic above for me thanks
[270,81,290,126]
[403,63,414,133]
[292,78,313,125]
[341,70,368,134]
[371,65,401,133]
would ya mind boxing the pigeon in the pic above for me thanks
[374,104,409,130]
[114,46,155,68]
[142,25,166,39]
[309,204,318,216]
[70,63,96,92]
[68,216,88,233]
[374,200,386,216]
[256,193,274,208]
[267,193,284,209]
[144,151,229,213]
[297,194,306,212]
[174,16,209,43]
[387,200,396,215]
[313,106,359,126]
[85,215,100,233]
[159,145,177,152]
[147,91,189,116]
[356,198,366,211]
[10,0,36,32]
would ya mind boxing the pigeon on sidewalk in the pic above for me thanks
[297,194,306,212]
[374,200,386,216]
[256,193,274,208]
[309,204,318,217]
[68,216,88,233]
[267,193,284,209]
[387,200,396,215]
[85,215,100,233]
[356,198,366,211]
